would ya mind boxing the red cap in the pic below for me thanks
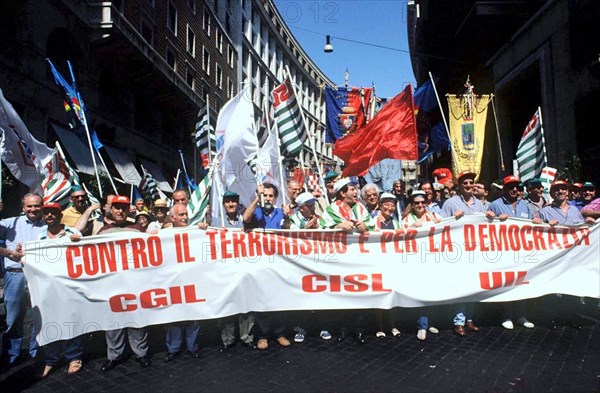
[550,180,569,190]
[43,203,61,210]
[432,168,453,181]
[571,182,582,189]
[503,175,521,186]
[457,170,477,182]
[111,195,130,205]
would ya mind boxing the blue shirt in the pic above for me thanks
[539,203,584,225]
[570,199,586,211]
[426,202,443,215]
[1,215,46,269]
[488,197,532,219]
[252,206,285,229]
[440,194,485,218]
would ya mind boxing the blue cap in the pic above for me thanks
[70,185,84,193]
[582,182,596,189]
[223,191,239,199]
[324,171,339,181]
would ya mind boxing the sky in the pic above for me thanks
[273,0,416,99]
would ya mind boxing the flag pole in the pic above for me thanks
[205,94,212,165]
[264,99,288,206]
[130,183,134,201]
[178,150,192,194]
[490,95,506,172]
[94,144,118,194]
[173,168,181,191]
[67,61,104,198]
[284,66,327,193]
[537,106,548,167]
[428,71,461,172]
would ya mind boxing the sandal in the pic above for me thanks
[41,365,53,378]
[68,359,83,374]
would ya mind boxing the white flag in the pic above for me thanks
[254,124,283,205]
[0,88,53,194]
[212,86,259,222]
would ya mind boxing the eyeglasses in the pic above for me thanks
[72,195,87,199]
[413,201,425,205]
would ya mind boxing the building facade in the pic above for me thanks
[407,0,599,183]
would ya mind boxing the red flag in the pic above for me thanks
[336,85,418,177]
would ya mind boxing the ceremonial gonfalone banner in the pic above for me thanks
[23,215,599,345]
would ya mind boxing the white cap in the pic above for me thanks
[333,178,353,193]
[410,190,426,200]
[295,192,316,206]
[379,192,396,201]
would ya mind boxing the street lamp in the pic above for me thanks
[323,35,333,53]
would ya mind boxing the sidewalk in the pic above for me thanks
[2,322,599,393]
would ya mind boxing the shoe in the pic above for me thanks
[417,329,427,341]
[257,339,268,350]
[67,359,83,375]
[189,351,200,358]
[465,321,480,332]
[164,352,177,362]
[101,359,121,372]
[355,332,365,344]
[41,365,53,378]
[137,356,151,368]
[294,333,305,343]
[320,330,332,340]
[428,327,439,334]
[277,336,291,347]
[517,317,535,329]
[502,320,514,330]
[454,325,466,336]
[391,328,401,337]
[376,331,386,338]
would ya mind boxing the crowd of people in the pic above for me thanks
[0,169,598,377]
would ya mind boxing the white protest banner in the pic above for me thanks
[23,214,599,345]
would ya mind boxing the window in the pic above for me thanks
[216,64,223,89]
[203,47,210,74]
[227,78,234,98]
[167,2,177,35]
[215,29,223,53]
[187,0,196,14]
[187,25,195,56]
[227,45,235,68]
[203,8,211,36]
[165,47,176,70]
[140,19,154,45]
[186,68,195,89]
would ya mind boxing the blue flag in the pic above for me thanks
[91,130,104,151]
[324,86,371,143]
[414,80,450,162]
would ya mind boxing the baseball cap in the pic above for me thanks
[223,191,240,199]
[581,182,596,190]
[43,203,62,211]
[571,182,582,189]
[432,168,452,181]
[457,171,477,182]
[324,171,339,182]
[550,180,569,191]
[503,175,521,186]
[111,195,130,205]
[526,178,543,187]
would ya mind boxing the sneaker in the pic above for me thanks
[294,333,305,343]
[257,338,268,350]
[391,328,401,337]
[428,327,439,334]
[320,330,332,340]
[417,329,426,341]
[376,331,386,338]
[277,336,291,347]
[502,320,514,330]
[518,317,535,329]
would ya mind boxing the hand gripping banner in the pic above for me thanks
[23,215,599,345]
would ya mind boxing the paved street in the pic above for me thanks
[1,311,599,393]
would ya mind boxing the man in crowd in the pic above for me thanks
[315,171,338,215]
[391,179,408,215]
[0,194,45,367]
[147,199,170,232]
[134,198,148,213]
[525,178,547,217]
[60,186,90,227]
[571,182,597,211]
[172,189,190,205]
[361,183,381,218]
[320,178,375,233]
[441,171,485,336]
[540,181,595,225]
[243,183,291,349]
[98,196,151,371]
[286,192,320,230]
[164,203,201,361]
[287,179,302,207]
[569,182,582,201]
[473,181,491,210]
[487,176,541,329]
[419,181,443,215]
